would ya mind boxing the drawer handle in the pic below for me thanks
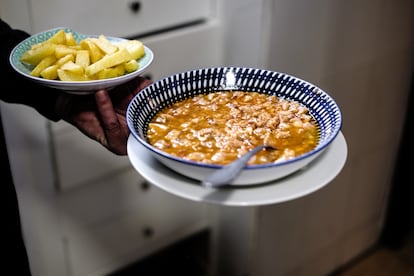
[129,1,141,13]
[142,226,154,238]
[140,181,150,191]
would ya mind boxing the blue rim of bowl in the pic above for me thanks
[127,66,342,170]
[9,27,154,90]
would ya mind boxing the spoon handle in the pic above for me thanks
[201,145,274,188]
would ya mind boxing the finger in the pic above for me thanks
[134,76,153,93]
[110,76,153,111]
[95,90,127,155]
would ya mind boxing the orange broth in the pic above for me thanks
[147,91,319,165]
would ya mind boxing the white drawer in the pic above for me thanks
[59,168,208,276]
[59,168,208,233]
[29,0,213,37]
[140,19,223,80]
[50,21,222,190]
[66,213,208,276]
[51,123,131,191]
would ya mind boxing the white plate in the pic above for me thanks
[127,132,348,206]
[127,67,342,186]
[9,27,154,95]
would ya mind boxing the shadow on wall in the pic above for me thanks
[380,69,414,249]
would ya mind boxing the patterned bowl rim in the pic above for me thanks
[127,66,342,169]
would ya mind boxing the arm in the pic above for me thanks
[0,19,61,121]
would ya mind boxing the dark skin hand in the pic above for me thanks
[56,76,152,155]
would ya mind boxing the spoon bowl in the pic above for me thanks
[201,145,276,188]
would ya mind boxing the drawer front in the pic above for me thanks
[140,19,223,80]
[51,124,131,191]
[50,21,222,191]
[29,0,212,37]
[59,168,208,234]
[59,168,208,276]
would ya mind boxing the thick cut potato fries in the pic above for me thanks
[20,29,145,81]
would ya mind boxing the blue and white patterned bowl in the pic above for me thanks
[9,27,153,94]
[127,67,342,186]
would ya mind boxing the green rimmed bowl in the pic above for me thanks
[9,27,153,94]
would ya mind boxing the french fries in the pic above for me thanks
[20,29,145,81]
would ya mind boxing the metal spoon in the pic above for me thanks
[201,145,276,188]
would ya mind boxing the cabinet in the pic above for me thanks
[29,0,212,38]
[58,169,209,276]
[48,20,223,275]
[1,1,222,275]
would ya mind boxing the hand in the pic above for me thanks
[56,76,152,155]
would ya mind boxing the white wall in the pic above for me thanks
[249,0,414,275]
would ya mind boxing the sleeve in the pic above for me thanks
[0,18,62,121]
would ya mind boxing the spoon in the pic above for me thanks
[201,145,276,188]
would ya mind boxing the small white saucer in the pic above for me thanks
[127,132,347,206]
